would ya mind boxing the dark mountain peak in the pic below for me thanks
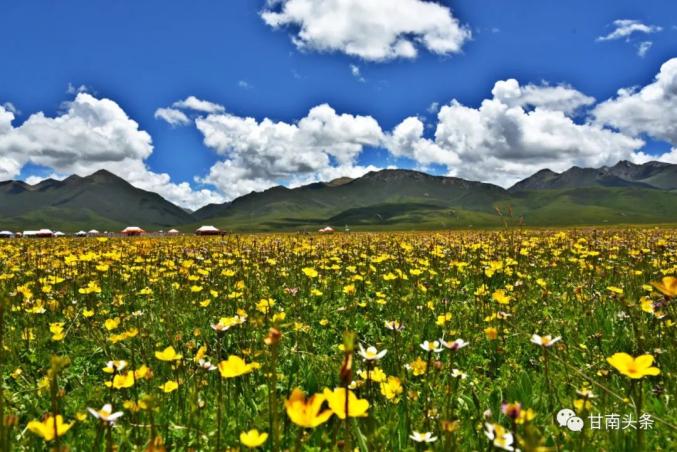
[613,160,636,168]
[0,168,194,230]
[301,182,329,190]
[326,177,353,187]
[563,165,591,174]
[61,174,83,184]
[363,168,428,179]
[33,178,63,191]
[511,160,677,192]
[85,169,128,184]
[642,160,671,168]
[0,180,30,194]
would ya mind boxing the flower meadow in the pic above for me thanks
[0,229,675,451]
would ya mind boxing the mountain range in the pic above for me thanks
[1,160,676,231]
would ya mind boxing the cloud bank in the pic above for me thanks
[4,59,677,209]
[0,93,223,209]
[261,0,471,61]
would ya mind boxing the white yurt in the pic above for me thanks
[121,226,145,236]
[196,225,221,236]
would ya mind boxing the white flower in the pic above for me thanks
[451,368,467,379]
[358,344,387,361]
[198,359,217,371]
[409,431,437,443]
[420,340,443,353]
[530,334,561,347]
[88,404,123,424]
[485,423,516,451]
[384,320,404,331]
[211,315,246,332]
[440,338,469,351]
[103,360,127,373]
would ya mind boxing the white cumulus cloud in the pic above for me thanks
[261,0,471,61]
[194,103,384,199]
[597,19,662,41]
[491,79,595,114]
[0,93,223,209]
[637,41,653,57]
[388,80,645,186]
[593,58,677,145]
[154,107,190,126]
[172,96,225,113]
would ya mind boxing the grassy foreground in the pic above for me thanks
[0,228,675,451]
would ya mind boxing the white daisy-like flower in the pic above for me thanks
[420,340,443,353]
[409,431,437,443]
[530,334,561,347]
[198,358,217,371]
[358,344,387,361]
[88,404,124,424]
[440,338,469,351]
[384,320,404,331]
[103,360,128,373]
[485,423,516,451]
[451,368,467,379]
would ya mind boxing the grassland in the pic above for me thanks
[0,228,675,451]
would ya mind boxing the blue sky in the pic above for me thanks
[0,0,676,208]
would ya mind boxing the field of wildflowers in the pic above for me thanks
[0,228,675,451]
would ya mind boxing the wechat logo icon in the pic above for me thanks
[557,408,584,432]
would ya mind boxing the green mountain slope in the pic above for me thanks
[192,169,511,230]
[509,160,677,191]
[0,170,193,231]
[194,166,677,231]
[1,162,676,232]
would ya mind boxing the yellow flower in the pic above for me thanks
[408,357,427,376]
[27,415,73,441]
[342,284,356,295]
[380,376,403,401]
[323,387,369,419]
[49,322,65,341]
[607,353,660,379]
[491,289,511,305]
[302,267,318,278]
[651,276,677,297]
[159,380,179,393]
[640,298,655,314]
[155,346,183,361]
[194,345,207,362]
[607,286,624,295]
[516,408,536,424]
[484,327,498,340]
[134,365,150,379]
[240,429,268,448]
[256,298,276,314]
[284,388,333,428]
[105,371,135,389]
[104,318,120,331]
[272,312,286,323]
[436,313,452,326]
[358,367,387,383]
[574,399,592,412]
[218,355,260,379]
